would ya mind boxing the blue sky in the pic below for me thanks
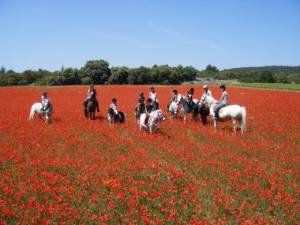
[1,0,300,72]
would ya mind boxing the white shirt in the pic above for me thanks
[110,103,118,114]
[200,90,212,105]
[175,94,182,103]
[219,91,228,105]
[41,95,50,106]
[149,92,157,102]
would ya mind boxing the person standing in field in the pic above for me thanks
[214,84,229,120]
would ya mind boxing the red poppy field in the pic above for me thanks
[0,86,299,224]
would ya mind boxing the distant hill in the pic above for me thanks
[222,66,300,73]
[197,65,300,84]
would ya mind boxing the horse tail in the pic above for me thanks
[241,107,246,132]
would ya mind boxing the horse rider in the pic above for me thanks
[167,89,180,111]
[145,98,153,124]
[135,92,145,115]
[200,84,213,106]
[186,87,195,109]
[149,87,159,110]
[83,84,100,112]
[108,98,119,121]
[41,91,51,111]
[198,84,213,125]
[214,84,229,120]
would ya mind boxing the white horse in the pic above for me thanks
[168,94,199,121]
[139,109,166,134]
[205,95,246,133]
[28,102,53,124]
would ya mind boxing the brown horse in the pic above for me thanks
[85,100,96,120]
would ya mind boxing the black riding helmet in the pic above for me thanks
[112,98,117,103]
[189,88,194,94]
[219,84,226,90]
[172,89,178,94]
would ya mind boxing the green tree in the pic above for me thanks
[0,66,5,75]
[109,67,129,84]
[259,71,275,83]
[206,64,219,73]
[81,60,111,84]
[60,68,81,85]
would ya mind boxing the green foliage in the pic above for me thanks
[1,62,299,86]
[0,66,5,75]
[109,67,129,84]
[231,83,300,91]
[80,60,111,84]
[215,66,300,84]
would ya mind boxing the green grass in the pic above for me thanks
[231,82,300,91]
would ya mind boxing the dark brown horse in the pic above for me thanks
[199,104,210,125]
[85,100,96,120]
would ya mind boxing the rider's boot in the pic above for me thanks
[96,102,100,112]
[215,111,219,121]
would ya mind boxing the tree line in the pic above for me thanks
[0,60,197,86]
[199,65,300,84]
[1,60,299,86]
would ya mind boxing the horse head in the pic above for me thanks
[156,109,166,121]
[205,95,217,107]
[150,110,165,123]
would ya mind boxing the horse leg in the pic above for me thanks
[201,113,206,125]
[239,119,244,134]
[140,123,143,131]
[45,114,50,124]
[184,113,187,122]
[232,119,237,133]
[28,108,35,120]
[213,119,217,131]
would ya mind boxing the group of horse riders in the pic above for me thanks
[167,84,228,120]
[38,83,229,123]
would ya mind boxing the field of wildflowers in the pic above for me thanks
[0,86,299,224]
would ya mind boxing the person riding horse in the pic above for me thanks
[135,92,145,119]
[214,84,229,120]
[108,98,124,123]
[41,91,51,111]
[199,84,213,125]
[83,84,100,112]
[145,98,154,124]
[149,87,159,110]
[167,89,181,111]
[186,88,195,112]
